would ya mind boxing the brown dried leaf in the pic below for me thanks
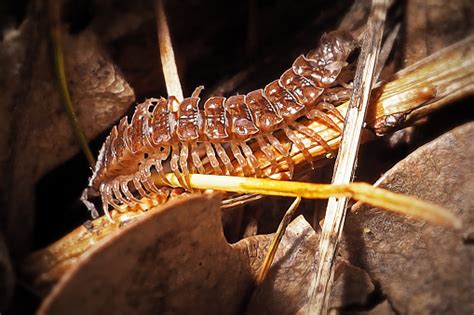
[341,122,474,314]
[28,193,374,314]
[36,194,253,314]
[0,2,134,257]
[0,233,14,311]
[348,301,396,315]
[402,0,474,67]
[245,216,375,315]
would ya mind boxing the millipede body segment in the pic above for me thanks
[82,31,358,219]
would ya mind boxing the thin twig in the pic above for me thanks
[306,0,390,313]
[48,0,95,168]
[256,197,301,284]
[155,0,184,106]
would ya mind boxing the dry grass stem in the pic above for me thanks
[155,0,183,104]
[369,34,474,133]
[307,0,389,313]
[153,174,460,229]
[256,197,302,285]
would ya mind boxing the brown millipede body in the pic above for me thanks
[82,30,359,220]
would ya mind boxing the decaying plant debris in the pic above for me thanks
[1,0,473,314]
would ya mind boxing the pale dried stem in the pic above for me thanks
[154,174,459,228]
[306,0,389,313]
[155,0,183,105]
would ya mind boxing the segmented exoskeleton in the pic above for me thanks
[82,31,358,219]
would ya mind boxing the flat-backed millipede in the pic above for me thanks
[82,30,358,220]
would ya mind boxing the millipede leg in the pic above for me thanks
[239,141,261,177]
[204,142,222,175]
[317,101,345,122]
[257,136,278,171]
[266,134,294,178]
[100,190,114,222]
[141,175,168,200]
[283,127,314,169]
[153,158,172,187]
[120,180,141,203]
[171,143,188,189]
[231,142,250,176]
[336,78,352,89]
[140,173,160,195]
[104,183,122,211]
[112,180,134,207]
[291,122,332,152]
[324,86,351,104]
[132,175,149,198]
[100,184,121,222]
[214,143,234,174]
[191,143,206,174]
[140,163,161,194]
[179,143,192,191]
[306,106,342,132]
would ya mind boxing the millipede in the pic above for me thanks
[81,30,359,220]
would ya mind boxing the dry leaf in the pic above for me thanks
[36,194,253,314]
[341,122,474,314]
[0,1,134,257]
[0,233,14,310]
[402,0,474,67]
[245,229,375,315]
[346,301,396,315]
[32,192,377,315]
